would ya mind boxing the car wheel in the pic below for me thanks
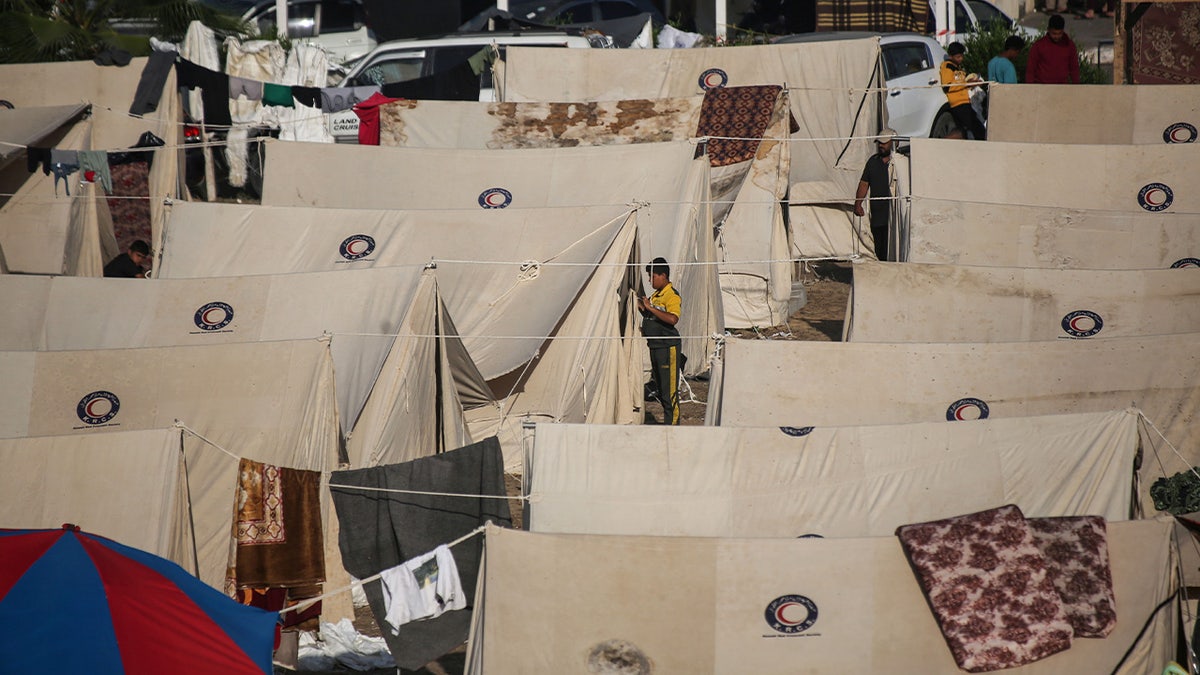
[930,108,958,139]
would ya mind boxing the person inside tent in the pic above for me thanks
[854,128,898,261]
[104,239,151,278]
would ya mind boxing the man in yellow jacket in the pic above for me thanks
[940,42,987,140]
[639,257,683,425]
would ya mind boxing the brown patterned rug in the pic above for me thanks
[1131,2,1200,84]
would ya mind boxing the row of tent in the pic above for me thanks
[0,41,1197,673]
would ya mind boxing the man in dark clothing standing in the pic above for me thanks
[853,129,897,261]
[640,257,683,425]
[103,239,151,278]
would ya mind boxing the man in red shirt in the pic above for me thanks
[1026,15,1081,83]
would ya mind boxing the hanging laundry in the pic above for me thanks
[175,59,233,126]
[77,150,112,194]
[129,49,176,115]
[319,85,381,113]
[49,149,80,196]
[330,436,511,671]
[291,86,322,109]
[262,82,295,108]
[225,458,325,590]
[352,92,402,145]
[379,545,466,634]
[25,147,51,175]
[228,76,264,102]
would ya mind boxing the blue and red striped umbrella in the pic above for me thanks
[0,525,277,674]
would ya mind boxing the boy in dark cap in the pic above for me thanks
[639,257,683,425]
[103,240,151,278]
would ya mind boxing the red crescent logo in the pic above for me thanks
[202,307,225,325]
[86,399,108,417]
[1069,315,1092,332]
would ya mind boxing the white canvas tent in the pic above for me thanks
[909,138,1200,214]
[987,84,1200,144]
[0,266,488,440]
[257,140,720,369]
[710,335,1200,491]
[0,428,190,566]
[0,103,88,169]
[0,339,339,590]
[0,58,181,256]
[525,409,1139,537]
[156,202,654,376]
[846,260,1200,342]
[495,40,885,260]
[0,118,118,275]
[465,214,644,468]
[372,94,797,328]
[345,272,492,467]
[466,520,1178,674]
[906,198,1200,268]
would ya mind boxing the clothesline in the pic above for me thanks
[279,524,489,617]
[174,420,531,499]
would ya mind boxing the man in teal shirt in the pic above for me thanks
[988,35,1025,83]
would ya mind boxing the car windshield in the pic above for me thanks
[966,0,1011,28]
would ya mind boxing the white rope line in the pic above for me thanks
[175,419,536,498]
[174,420,240,461]
[279,524,489,616]
[1136,410,1200,481]
[327,482,526,502]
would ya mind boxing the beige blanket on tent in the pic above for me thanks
[987,84,1200,144]
[496,40,884,261]
[906,198,1200,268]
[909,138,1199,214]
[846,260,1200,342]
[466,520,1178,674]
[373,92,796,328]
[526,410,1138,537]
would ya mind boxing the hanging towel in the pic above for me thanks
[380,545,466,634]
[26,147,52,175]
[175,59,233,126]
[129,49,176,115]
[77,150,112,194]
[320,85,381,113]
[228,75,264,101]
[291,86,322,109]
[262,82,296,108]
[330,436,511,670]
[352,91,402,145]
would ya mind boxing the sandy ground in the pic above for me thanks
[279,262,853,674]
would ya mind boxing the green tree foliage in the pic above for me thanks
[0,0,248,63]
[961,17,1110,83]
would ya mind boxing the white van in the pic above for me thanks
[328,31,593,141]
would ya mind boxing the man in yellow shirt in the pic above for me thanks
[639,257,683,425]
[940,42,987,140]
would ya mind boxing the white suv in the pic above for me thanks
[776,32,971,139]
[328,31,593,141]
